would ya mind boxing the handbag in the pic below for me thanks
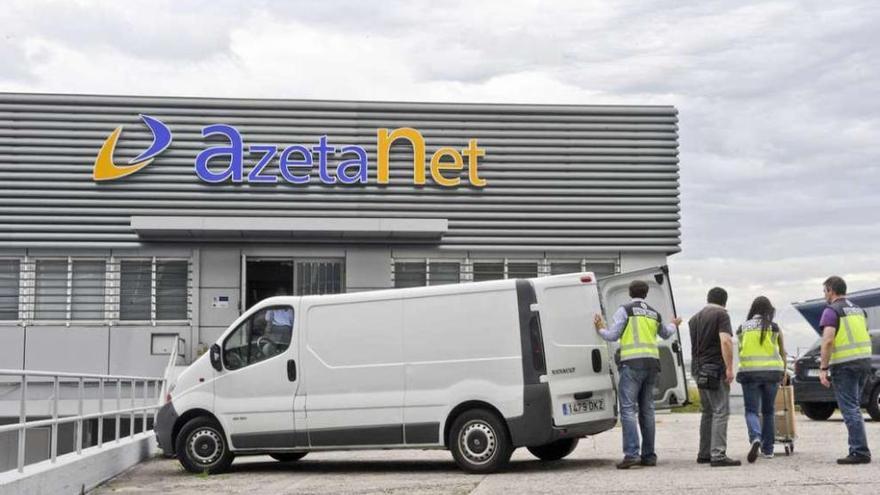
[696,362,723,390]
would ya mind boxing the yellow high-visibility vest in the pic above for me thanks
[737,318,784,373]
[828,298,871,366]
[619,301,661,361]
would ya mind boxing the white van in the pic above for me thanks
[155,267,687,473]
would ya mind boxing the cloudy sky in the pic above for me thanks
[2,0,878,354]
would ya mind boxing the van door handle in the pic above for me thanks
[287,360,297,381]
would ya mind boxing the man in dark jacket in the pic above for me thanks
[689,287,740,467]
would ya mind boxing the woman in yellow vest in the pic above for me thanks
[735,296,786,463]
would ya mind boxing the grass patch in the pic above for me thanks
[672,385,702,413]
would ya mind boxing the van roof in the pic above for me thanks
[250,271,597,310]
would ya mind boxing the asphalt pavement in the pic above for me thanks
[93,412,879,494]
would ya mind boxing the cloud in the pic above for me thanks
[1,0,877,352]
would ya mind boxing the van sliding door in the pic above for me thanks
[598,266,688,409]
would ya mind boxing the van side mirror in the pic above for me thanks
[210,344,222,371]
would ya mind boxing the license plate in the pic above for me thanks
[563,398,605,416]
[807,368,820,377]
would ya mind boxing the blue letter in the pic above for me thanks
[195,124,243,183]
[337,145,368,184]
[278,145,312,184]
[313,135,336,184]
[247,145,278,183]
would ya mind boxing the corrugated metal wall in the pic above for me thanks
[0,93,680,252]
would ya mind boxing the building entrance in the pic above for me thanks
[244,258,345,310]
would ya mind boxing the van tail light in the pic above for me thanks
[580,275,593,283]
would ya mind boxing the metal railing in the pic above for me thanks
[0,339,181,474]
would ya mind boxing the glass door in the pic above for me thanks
[243,257,345,311]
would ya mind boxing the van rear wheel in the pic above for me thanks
[449,409,513,474]
[270,452,308,462]
[175,416,234,474]
[527,438,579,461]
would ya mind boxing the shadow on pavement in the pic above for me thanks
[163,457,613,476]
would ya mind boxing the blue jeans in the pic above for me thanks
[831,366,871,458]
[740,378,778,454]
[618,364,657,460]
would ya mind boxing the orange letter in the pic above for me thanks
[462,139,486,187]
[376,128,426,184]
[430,147,463,187]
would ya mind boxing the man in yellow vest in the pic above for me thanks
[594,280,681,469]
[818,276,872,464]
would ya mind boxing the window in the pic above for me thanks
[156,260,188,320]
[394,262,426,288]
[6,257,189,324]
[223,306,293,370]
[34,260,67,320]
[394,260,462,287]
[473,262,504,282]
[508,262,538,279]
[586,262,617,278]
[429,262,460,285]
[550,260,617,277]
[473,260,538,281]
[120,259,190,321]
[120,260,151,320]
[550,261,582,276]
[295,260,343,295]
[72,260,105,320]
[0,260,19,320]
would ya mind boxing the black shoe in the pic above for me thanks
[710,457,742,467]
[616,457,642,469]
[640,456,657,467]
[696,457,711,464]
[747,440,761,464]
[836,454,871,465]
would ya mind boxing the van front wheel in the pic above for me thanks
[527,438,579,461]
[175,416,234,474]
[449,409,513,474]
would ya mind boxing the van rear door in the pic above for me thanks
[598,266,688,408]
[530,274,616,427]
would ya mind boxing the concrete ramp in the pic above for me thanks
[0,433,156,495]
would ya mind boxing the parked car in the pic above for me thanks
[792,330,880,421]
[155,267,689,474]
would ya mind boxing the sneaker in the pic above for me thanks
[696,456,711,464]
[710,457,742,467]
[640,456,657,467]
[747,440,761,463]
[616,457,642,469]
[761,452,774,459]
[837,454,871,465]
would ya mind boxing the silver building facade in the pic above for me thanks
[0,93,681,376]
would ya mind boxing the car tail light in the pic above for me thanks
[580,275,593,283]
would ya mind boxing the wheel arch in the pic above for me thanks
[443,400,510,448]
[172,408,223,453]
